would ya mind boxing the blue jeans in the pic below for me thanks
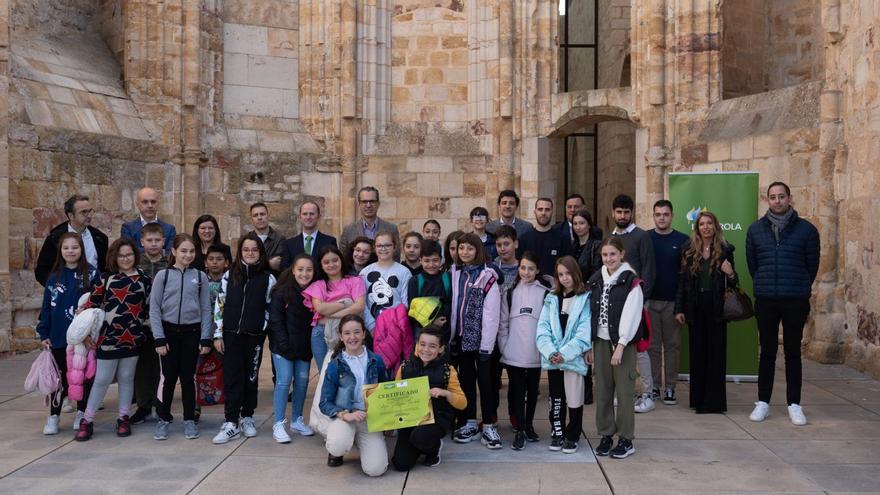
[311,324,328,370]
[272,354,311,422]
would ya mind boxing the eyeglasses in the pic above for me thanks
[77,209,94,216]
[375,244,393,250]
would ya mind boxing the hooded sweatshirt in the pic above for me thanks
[149,266,214,346]
[498,278,549,368]
[594,262,643,345]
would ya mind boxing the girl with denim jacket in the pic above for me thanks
[319,314,388,476]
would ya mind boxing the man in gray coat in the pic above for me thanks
[339,186,400,259]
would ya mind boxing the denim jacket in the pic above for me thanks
[319,349,387,418]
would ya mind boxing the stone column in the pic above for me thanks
[805,0,846,363]
[0,0,10,351]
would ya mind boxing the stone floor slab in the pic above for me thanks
[765,439,879,464]
[403,461,611,495]
[793,464,880,492]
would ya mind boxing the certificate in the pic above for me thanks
[364,376,435,432]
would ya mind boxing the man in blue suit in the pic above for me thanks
[121,187,176,253]
[281,200,337,270]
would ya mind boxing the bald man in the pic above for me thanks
[121,187,177,252]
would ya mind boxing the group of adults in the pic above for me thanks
[34,179,820,432]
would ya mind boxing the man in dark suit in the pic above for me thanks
[339,186,400,258]
[35,194,109,286]
[281,200,338,270]
[120,187,176,253]
[555,193,603,243]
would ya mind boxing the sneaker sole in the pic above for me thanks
[213,432,241,444]
[274,437,291,443]
[291,429,315,437]
[511,444,524,451]
[595,450,610,456]
[610,448,635,459]
[186,433,200,439]
[480,438,503,449]
[243,431,258,438]
[749,414,768,422]
[153,435,168,441]
[548,445,563,452]
[562,448,578,454]
[453,435,478,443]
[663,400,677,405]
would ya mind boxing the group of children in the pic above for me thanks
[36,210,646,477]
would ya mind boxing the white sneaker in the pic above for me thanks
[749,401,770,422]
[72,411,84,431]
[212,422,241,444]
[61,398,75,414]
[43,415,60,435]
[787,404,807,426]
[273,420,291,443]
[240,417,258,438]
[290,416,314,436]
[634,394,655,413]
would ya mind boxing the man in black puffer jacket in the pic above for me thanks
[745,181,820,426]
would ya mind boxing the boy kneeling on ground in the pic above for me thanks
[392,328,467,470]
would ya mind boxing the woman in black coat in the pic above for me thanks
[268,253,316,441]
[570,208,602,281]
[674,211,738,414]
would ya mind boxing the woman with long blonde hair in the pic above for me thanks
[674,211,738,414]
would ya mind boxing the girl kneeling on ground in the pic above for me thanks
[392,327,467,470]
[319,314,389,476]
[585,237,644,459]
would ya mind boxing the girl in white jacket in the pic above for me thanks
[498,252,550,451]
[585,237,644,460]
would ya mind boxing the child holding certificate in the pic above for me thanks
[391,328,467,470]
[319,314,389,476]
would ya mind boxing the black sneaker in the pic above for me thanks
[595,435,613,456]
[609,438,635,459]
[663,388,677,405]
[511,430,525,451]
[327,454,344,467]
[524,424,540,442]
[562,439,579,454]
[130,407,150,425]
[651,388,661,402]
[548,435,564,452]
[424,439,443,467]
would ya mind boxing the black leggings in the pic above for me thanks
[547,369,583,442]
[455,351,497,424]
[50,347,90,416]
[158,323,200,422]
[506,365,540,429]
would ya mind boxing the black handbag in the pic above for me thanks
[722,276,754,322]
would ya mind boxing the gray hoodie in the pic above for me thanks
[149,267,214,343]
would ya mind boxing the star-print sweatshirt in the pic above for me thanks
[87,269,152,359]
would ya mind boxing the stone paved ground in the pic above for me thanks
[0,350,878,494]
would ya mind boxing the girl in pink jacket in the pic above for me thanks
[449,233,502,449]
[497,252,551,451]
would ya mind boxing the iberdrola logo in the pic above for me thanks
[686,206,707,229]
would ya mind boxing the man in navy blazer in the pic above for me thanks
[281,201,338,270]
[121,187,176,253]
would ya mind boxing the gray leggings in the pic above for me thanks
[84,356,138,422]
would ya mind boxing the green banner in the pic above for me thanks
[668,172,759,378]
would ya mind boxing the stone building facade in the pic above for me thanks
[0,0,877,378]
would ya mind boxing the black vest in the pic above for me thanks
[223,263,272,335]
[587,269,641,345]
[400,353,454,429]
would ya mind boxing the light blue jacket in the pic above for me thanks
[535,292,592,376]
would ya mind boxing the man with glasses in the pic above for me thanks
[121,187,177,253]
[35,194,109,286]
[340,186,400,259]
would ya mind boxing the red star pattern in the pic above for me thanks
[115,328,138,348]
[126,301,144,320]
[110,284,132,303]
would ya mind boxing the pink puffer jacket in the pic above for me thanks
[65,304,102,401]
[372,304,413,374]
